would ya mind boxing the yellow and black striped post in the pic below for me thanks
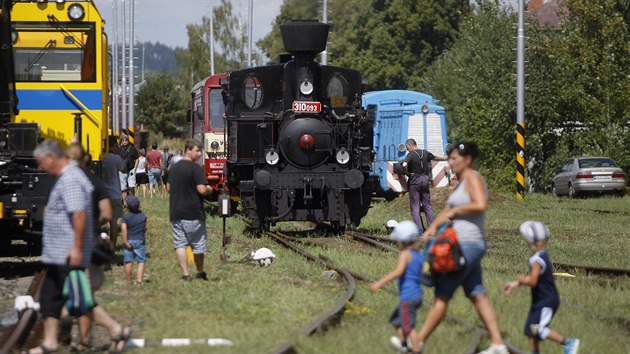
[515,123,525,199]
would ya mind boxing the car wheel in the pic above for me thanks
[568,184,577,198]
[552,183,559,197]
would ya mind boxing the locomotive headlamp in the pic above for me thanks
[421,104,430,114]
[11,30,18,45]
[336,148,350,165]
[300,80,314,96]
[398,143,406,153]
[265,149,279,165]
[68,3,85,21]
[299,134,315,150]
[210,140,220,150]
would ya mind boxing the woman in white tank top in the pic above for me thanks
[134,149,148,197]
[413,142,508,354]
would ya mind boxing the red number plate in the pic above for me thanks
[292,101,321,113]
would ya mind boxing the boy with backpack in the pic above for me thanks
[504,221,580,354]
[369,220,424,354]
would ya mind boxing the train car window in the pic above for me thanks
[242,75,263,110]
[12,24,96,82]
[208,89,225,130]
[327,74,348,107]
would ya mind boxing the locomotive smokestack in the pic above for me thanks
[280,20,330,59]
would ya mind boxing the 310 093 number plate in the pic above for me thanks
[292,101,321,113]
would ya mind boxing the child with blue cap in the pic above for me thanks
[504,221,580,354]
[369,220,424,354]
[121,195,147,285]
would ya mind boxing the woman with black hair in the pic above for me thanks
[413,142,508,354]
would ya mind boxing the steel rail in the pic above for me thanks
[268,231,356,354]
[553,262,630,277]
[345,231,399,253]
[0,268,46,353]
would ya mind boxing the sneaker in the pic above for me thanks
[180,275,191,281]
[390,336,408,353]
[478,344,509,354]
[195,272,208,281]
[562,338,580,354]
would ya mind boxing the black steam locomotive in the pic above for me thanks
[224,21,374,230]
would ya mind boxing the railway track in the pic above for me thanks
[267,231,357,354]
[269,230,526,354]
[0,268,45,353]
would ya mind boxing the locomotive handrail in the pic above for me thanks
[59,84,99,127]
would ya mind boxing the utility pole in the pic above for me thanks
[210,0,215,75]
[121,0,127,131]
[515,0,526,199]
[129,0,135,130]
[247,0,252,67]
[322,0,328,65]
[112,0,119,133]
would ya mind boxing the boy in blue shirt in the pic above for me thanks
[370,220,424,354]
[504,221,580,354]
[121,195,148,284]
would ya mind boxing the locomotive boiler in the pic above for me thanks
[224,20,374,230]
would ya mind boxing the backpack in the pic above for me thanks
[428,223,466,274]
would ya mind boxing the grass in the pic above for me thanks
[95,190,630,353]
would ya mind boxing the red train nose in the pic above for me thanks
[299,134,315,150]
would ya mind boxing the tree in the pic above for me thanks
[256,0,320,63]
[177,0,261,89]
[419,1,516,188]
[135,73,188,138]
[328,0,469,90]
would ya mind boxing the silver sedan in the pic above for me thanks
[552,157,626,197]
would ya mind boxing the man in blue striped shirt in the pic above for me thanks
[27,139,94,354]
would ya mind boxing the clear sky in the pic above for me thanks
[93,0,283,49]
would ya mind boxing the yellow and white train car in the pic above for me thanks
[11,0,109,160]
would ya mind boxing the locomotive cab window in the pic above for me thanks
[327,74,348,108]
[242,75,263,110]
[208,89,225,130]
[13,23,97,82]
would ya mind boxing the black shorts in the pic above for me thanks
[135,172,149,185]
[389,297,422,335]
[524,306,558,340]
[40,265,70,319]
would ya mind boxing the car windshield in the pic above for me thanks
[578,158,617,168]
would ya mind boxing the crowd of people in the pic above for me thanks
[23,137,205,354]
[23,136,581,354]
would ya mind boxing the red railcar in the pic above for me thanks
[190,73,229,195]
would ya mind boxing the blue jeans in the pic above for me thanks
[123,239,146,263]
[434,241,486,300]
[148,167,162,187]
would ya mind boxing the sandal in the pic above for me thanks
[109,326,131,354]
[21,345,58,354]
[71,340,92,353]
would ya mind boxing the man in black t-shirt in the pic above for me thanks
[167,139,213,281]
[401,139,446,232]
[119,135,139,198]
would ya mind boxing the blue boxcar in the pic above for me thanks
[363,90,450,198]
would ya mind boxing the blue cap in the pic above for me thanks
[126,195,140,211]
